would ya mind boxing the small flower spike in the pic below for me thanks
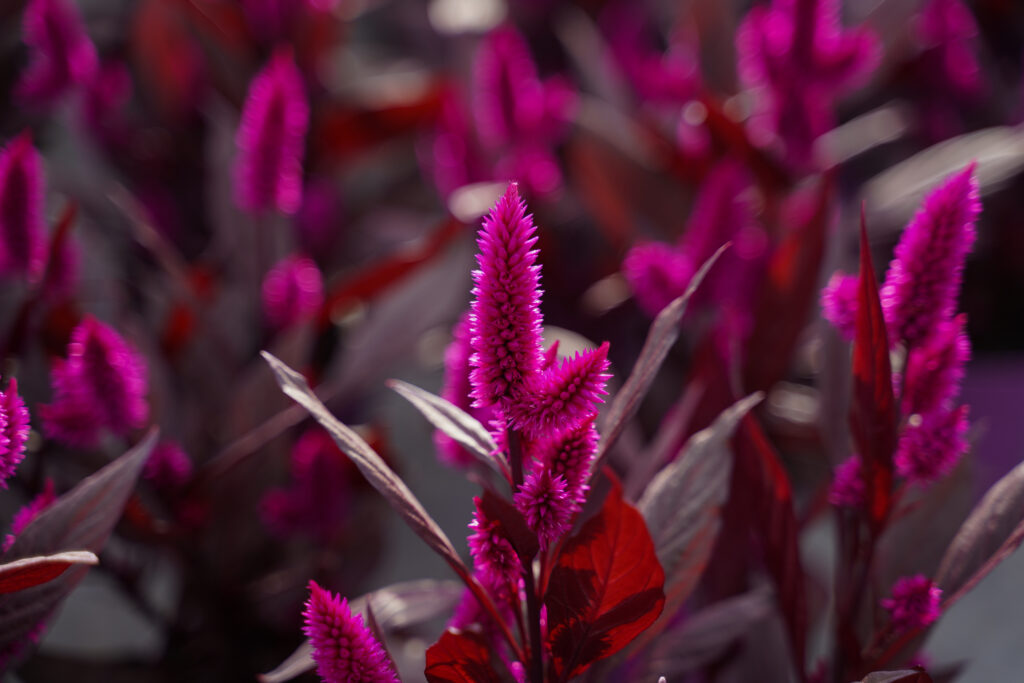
[16,0,99,107]
[510,342,610,439]
[3,479,56,552]
[533,417,599,506]
[820,272,859,340]
[468,497,520,590]
[828,454,864,508]
[0,380,31,488]
[436,312,496,467]
[880,164,980,350]
[234,47,309,215]
[261,254,324,329]
[895,405,969,485]
[514,467,573,550]
[901,314,970,417]
[882,575,942,631]
[0,132,47,280]
[144,441,193,491]
[622,242,694,318]
[302,581,398,683]
[469,183,545,409]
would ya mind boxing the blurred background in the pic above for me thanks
[1,0,1024,681]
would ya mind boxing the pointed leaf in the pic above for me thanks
[387,379,506,475]
[850,211,896,531]
[425,629,503,683]
[545,477,665,681]
[0,430,157,651]
[593,244,729,475]
[857,670,933,683]
[0,552,98,594]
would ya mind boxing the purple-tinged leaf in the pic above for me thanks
[546,477,665,681]
[260,579,464,683]
[857,670,933,683]
[644,587,773,678]
[0,551,97,594]
[425,628,502,683]
[0,430,157,651]
[386,379,506,476]
[592,244,729,476]
[479,490,539,562]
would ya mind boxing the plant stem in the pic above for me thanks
[508,427,544,683]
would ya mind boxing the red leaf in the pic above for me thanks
[425,629,502,683]
[0,552,98,594]
[850,209,896,532]
[545,477,665,681]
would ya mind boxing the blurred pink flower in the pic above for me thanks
[820,271,859,340]
[882,575,942,631]
[828,454,864,508]
[901,314,970,417]
[261,254,324,329]
[0,132,47,280]
[144,441,193,491]
[16,0,98,107]
[0,379,31,488]
[3,479,56,552]
[895,404,969,485]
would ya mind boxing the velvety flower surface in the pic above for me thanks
[534,417,598,505]
[828,454,864,508]
[3,479,56,552]
[895,405,969,484]
[820,271,859,340]
[16,0,99,107]
[469,183,544,408]
[435,312,496,467]
[302,581,398,683]
[262,254,324,329]
[880,164,979,349]
[234,47,309,215]
[0,380,31,488]
[882,575,942,631]
[0,132,47,280]
[901,314,970,417]
[468,497,520,590]
[514,468,573,550]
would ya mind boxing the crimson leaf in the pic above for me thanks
[0,552,98,595]
[425,629,502,683]
[545,477,665,681]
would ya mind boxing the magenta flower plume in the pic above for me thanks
[820,271,859,340]
[436,313,497,467]
[895,405,969,485]
[234,47,309,215]
[468,497,520,590]
[882,575,942,631]
[916,0,983,97]
[262,254,324,329]
[0,132,47,280]
[469,183,545,408]
[514,468,573,550]
[828,454,864,508]
[302,581,398,683]
[16,0,98,107]
[3,479,56,552]
[534,418,598,506]
[880,164,980,350]
[0,380,31,488]
[41,316,149,445]
[144,441,193,490]
[622,242,693,317]
[902,314,970,417]
[510,342,610,439]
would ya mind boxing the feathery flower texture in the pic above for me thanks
[0,133,47,280]
[0,380,31,488]
[17,0,98,107]
[882,575,942,631]
[514,468,573,550]
[828,454,864,508]
[235,47,309,215]
[262,254,324,329]
[3,479,56,552]
[436,312,497,467]
[820,272,859,340]
[303,581,398,683]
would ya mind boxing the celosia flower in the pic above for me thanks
[234,47,309,215]
[469,183,544,408]
[3,479,56,552]
[302,581,398,683]
[514,468,573,550]
[16,0,98,107]
[901,314,970,417]
[880,164,979,350]
[895,405,969,485]
[882,575,942,631]
[435,312,497,467]
[541,340,560,371]
[0,380,31,488]
[144,441,193,491]
[467,497,520,590]
[533,417,598,505]
[916,0,983,96]
[262,254,324,329]
[41,316,149,446]
[820,271,859,340]
[736,0,879,165]
[828,454,864,508]
[0,132,47,280]
[510,342,610,439]
[622,242,694,317]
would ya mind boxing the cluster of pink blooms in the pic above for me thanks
[882,575,942,632]
[261,254,325,330]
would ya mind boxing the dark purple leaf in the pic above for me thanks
[857,670,933,683]
[0,552,98,595]
[479,490,539,563]
[425,629,502,683]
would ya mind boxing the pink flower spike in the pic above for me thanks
[514,467,573,550]
[3,479,56,552]
[902,314,970,416]
[895,404,969,485]
[467,497,520,590]
[828,454,864,508]
[541,340,560,371]
[622,242,693,318]
[535,417,598,505]
[0,132,47,280]
[882,575,942,631]
[234,47,309,215]
[469,183,545,409]
[16,0,99,108]
[821,271,859,340]
[880,163,980,349]
[302,581,398,683]
[144,441,193,491]
[435,313,496,468]
[262,254,324,329]
[510,342,610,439]
[0,379,31,487]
